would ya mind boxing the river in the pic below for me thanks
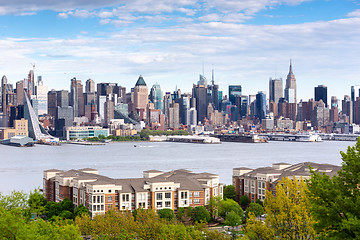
[0,141,353,194]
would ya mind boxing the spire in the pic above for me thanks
[289,59,293,74]
[211,66,214,86]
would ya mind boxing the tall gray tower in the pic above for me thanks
[285,60,297,103]
[1,75,7,127]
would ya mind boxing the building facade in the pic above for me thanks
[232,162,340,203]
[44,169,223,217]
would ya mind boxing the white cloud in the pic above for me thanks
[347,9,360,17]
[57,12,68,19]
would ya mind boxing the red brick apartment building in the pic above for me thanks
[44,168,223,216]
[232,162,341,203]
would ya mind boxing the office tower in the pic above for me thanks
[28,70,35,96]
[35,76,48,115]
[16,80,24,106]
[238,95,249,118]
[269,101,277,117]
[84,92,96,105]
[9,105,24,128]
[98,96,106,125]
[70,78,84,117]
[192,75,209,123]
[115,86,126,104]
[255,92,266,121]
[331,96,338,108]
[149,83,163,111]
[56,90,69,107]
[351,86,360,102]
[105,98,114,127]
[163,92,172,118]
[207,69,219,110]
[342,95,353,123]
[2,75,7,127]
[278,100,296,121]
[311,100,329,128]
[55,106,74,137]
[314,85,328,107]
[133,75,148,120]
[229,85,242,105]
[269,78,283,104]
[168,102,180,129]
[85,79,95,93]
[47,90,57,117]
[285,60,297,103]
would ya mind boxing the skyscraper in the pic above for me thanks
[35,76,48,115]
[85,79,96,93]
[255,91,266,121]
[149,83,163,111]
[70,78,84,117]
[228,85,242,105]
[285,60,297,103]
[133,75,148,120]
[16,80,24,106]
[269,78,283,104]
[28,70,35,96]
[2,75,7,127]
[315,85,328,107]
[192,75,208,123]
[351,85,360,102]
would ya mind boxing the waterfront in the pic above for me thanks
[0,141,352,194]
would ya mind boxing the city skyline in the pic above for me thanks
[0,1,359,100]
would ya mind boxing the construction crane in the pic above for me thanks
[30,63,35,71]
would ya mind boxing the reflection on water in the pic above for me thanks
[0,141,353,194]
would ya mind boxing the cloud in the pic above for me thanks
[57,12,68,18]
[347,9,360,17]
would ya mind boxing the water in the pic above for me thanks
[0,141,353,194]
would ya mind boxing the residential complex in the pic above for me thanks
[43,168,223,217]
[232,162,341,203]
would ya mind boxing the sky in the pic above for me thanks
[0,0,360,101]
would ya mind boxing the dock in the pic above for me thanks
[66,141,106,146]
[149,135,221,144]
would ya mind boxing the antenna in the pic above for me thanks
[212,64,214,85]
[202,60,204,76]
[30,63,35,71]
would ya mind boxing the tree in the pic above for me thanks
[245,203,264,218]
[219,199,243,218]
[245,213,275,240]
[74,204,89,217]
[263,176,315,239]
[255,199,263,207]
[45,201,62,219]
[307,139,360,239]
[223,185,236,201]
[224,211,242,227]
[192,206,211,223]
[208,196,222,219]
[28,189,47,216]
[158,208,175,221]
[239,195,249,209]
[0,190,28,210]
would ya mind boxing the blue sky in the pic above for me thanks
[1,0,360,101]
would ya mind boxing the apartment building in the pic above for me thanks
[233,162,341,203]
[44,168,223,217]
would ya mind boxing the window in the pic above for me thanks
[194,192,200,197]
[126,194,129,201]
[93,205,96,211]
[189,199,193,204]
[101,205,104,211]
[101,196,104,203]
[165,201,171,207]
[108,204,112,209]
[194,199,200,204]
[97,205,100,211]
[165,192,171,199]
[97,196,100,203]
[115,195,119,201]
[245,180,248,186]
[157,202,162,208]
[108,196,112,202]
[189,192,193,197]
[181,192,187,199]
[108,190,112,193]
[156,193,163,200]
[93,196,96,203]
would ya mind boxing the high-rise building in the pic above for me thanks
[208,69,219,110]
[2,75,7,127]
[105,98,114,127]
[168,102,180,129]
[285,60,297,103]
[70,78,84,117]
[255,92,266,121]
[192,75,209,123]
[269,78,283,104]
[311,100,329,128]
[342,95,353,123]
[229,85,242,105]
[284,88,295,103]
[16,80,24,106]
[315,85,328,107]
[28,70,35,96]
[85,79,96,93]
[351,86,360,102]
[55,106,74,137]
[149,83,163,111]
[56,90,69,107]
[47,90,57,117]
[35,76,48,115]
[133,75,148,121]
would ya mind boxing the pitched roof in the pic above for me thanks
[135,75,146,86]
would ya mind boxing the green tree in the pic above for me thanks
[192,206,211,223]
[255,199,263,207]
[45,201,62,219]
[239,195,250,209]
[28,189,47,216]
[223,185,236,201]
[61,198,74,213]
[74,204,90,217]
[245,213,275,240]
[307,139,360,239]
[263,176,315,239]
[219,199,243,218]
[158,208,175,221]
[224,210,243,227]
[0,190,28,210]
[245,203,264,218]
[208,196,222,219]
